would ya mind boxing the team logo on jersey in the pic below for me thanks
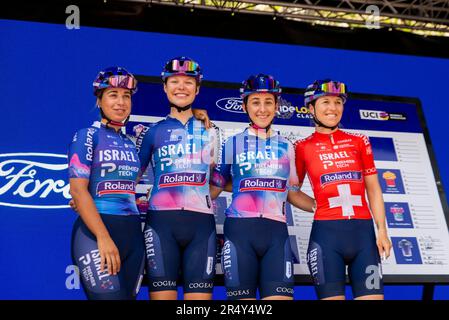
[239,178,287,192]
[318,151,350,161]
[84,128,96,161]
[169,134,181,142]
[0,153,71,209]
[96,180,135,196]
[159,172,207,187]
[320,171,362,187]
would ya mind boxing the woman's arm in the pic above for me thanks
[365,174,392,259]
[70,178,121,275]
[287,188,315,213]
[224,180,232,193]
[210,185,224,200]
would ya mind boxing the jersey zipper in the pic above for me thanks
[329,132,352,220]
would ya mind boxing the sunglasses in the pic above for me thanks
[169,59,199,73]
[319,81,346,94]
[106,74,137,89]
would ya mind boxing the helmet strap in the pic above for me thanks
[311,109,339,130]
[99,107,129,128]
[170,102,192,113]
[249,118,272,134]
[244,104,272,134]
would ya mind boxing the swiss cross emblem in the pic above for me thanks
[328,184,362,218]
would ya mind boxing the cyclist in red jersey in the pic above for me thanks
[295,79,392,300]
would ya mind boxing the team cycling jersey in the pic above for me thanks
[295,129,377,221]
[212,128,299,223]
[136,115,219,214]
[68,121,140,215]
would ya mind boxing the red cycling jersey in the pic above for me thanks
[295,129,377,220]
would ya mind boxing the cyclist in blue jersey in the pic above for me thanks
[68,67,145,300]
[210,74,315,300]
[136,57,220,300]
[68,66,212,300]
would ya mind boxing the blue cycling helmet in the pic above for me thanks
[304,79,347,106]
[161,56,203,83]
[240,74,282,132]
[93,66,138,96]
[240,73,282,99]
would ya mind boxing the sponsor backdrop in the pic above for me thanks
[1,19,449,299]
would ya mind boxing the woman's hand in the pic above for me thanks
[192,108,211,129]
[97,234,121,276]
[69,199,79,213]
[376,229,392,261]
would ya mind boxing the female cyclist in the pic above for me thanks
[68,67,145,300]
[210,74,314,300]
[137,57,220,300]
[295,79,392,300]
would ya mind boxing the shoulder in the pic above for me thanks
[71,126,99,144]
[136,121,162,140]
[124,134,138,146]
[341,130,370,146]
[220,131,242,149]
[293,133,314,149]
[230,130,246,142]
[147,119,166,132]
[277,134,295,149]
[209,122,221,135]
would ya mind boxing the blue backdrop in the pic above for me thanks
[1,19,448,299]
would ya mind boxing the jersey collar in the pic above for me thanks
[246,127,279,139]
[313,128,343,140]
[92,121,125,135]
[165,114,195,126]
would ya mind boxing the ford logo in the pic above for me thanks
[216,97,244,114]
[0,153,71,209]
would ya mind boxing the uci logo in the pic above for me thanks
[216,97,244,114]
[359,109,389,121]
[0,153,71,209]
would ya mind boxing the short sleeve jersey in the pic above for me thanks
[68,122,140,215]
[136,115,220,214]
[211,128,299,223]
[295,129,377,220]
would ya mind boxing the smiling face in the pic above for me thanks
[309,95,344,130]
[97,87,132,123]
[164,75,199,107]
[243,93,278,129]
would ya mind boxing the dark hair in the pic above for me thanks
[96,89,105,100]
[309,100,316,108]
[96,88,133,100]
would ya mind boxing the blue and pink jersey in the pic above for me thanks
[211,128,299,223]
[136,115,220,214]
[68,122,140,215]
